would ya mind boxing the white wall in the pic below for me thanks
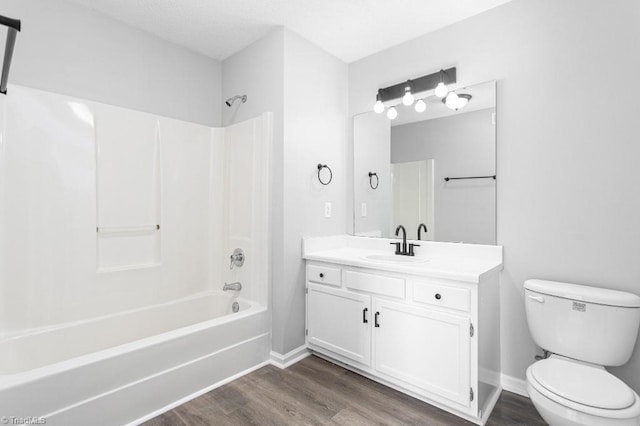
[281,30,348,353]
[222,28,347,355]
[0,0,221,126]
[349,0,640,392]
[391,108,496,244]
[353,113,391,237]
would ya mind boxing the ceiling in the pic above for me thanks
[67,0,512,63]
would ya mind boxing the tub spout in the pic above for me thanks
[223,282,242,291]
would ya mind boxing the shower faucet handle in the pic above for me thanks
[230,248,245,269]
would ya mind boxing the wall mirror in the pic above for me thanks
[353,80,496,244]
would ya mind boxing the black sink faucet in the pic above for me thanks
[395,225,407,254]
[391,224,420,256]
[418,223,428,240]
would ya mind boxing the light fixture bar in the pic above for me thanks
[377,67,456,103]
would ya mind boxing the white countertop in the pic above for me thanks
[302,235,503,283]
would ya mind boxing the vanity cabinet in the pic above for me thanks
[307,283,371,366]
[374,298,471,407]
[305,260,501,425]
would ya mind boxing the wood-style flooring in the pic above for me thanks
[143,355,547,426]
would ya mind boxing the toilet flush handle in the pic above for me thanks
[527,295,545,303]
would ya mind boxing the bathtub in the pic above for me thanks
[0,292,270,425]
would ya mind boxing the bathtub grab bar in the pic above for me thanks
[0,14,21,95]
[97,224,160,233]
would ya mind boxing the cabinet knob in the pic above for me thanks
[319,273,324,278]
[435,293,442,300]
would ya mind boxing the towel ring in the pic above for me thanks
[368,172,379,190]
[317,164,332,185]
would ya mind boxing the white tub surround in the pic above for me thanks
[302,235,503,425]
[0,86,272,425]
[0,86,271,331]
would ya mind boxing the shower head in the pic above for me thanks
[225,94,247,107]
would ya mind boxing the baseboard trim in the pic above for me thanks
[501,374,528,397]
[270,345,310,369]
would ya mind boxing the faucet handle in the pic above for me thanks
[230,248,245,269]
[408,243,420,256]
[389,242,401,255]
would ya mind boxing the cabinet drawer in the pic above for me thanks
[344,270,405,299]
[413,281,470,312]
[307,264,341,286]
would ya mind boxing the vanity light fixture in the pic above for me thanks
[386,106,398,120]
[373,92,385,114]
[373,67,456,119]
[434,69,449,98]
[402,82,414,106]
[443,92,472,111]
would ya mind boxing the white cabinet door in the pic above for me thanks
[374,299,471,407]
[307,283,372,366]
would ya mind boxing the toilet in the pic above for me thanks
[524,279,640,426]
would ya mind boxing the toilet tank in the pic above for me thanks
[525,279,640,366]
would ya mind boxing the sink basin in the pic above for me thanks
[362,254,428,264]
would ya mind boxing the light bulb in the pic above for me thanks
[402,86,414,106]
[445,92,459,108]
[435,82,448,98]
[455,97,469,110]
[443,93,471,110]
[386,106,398,120]
[414,99,427,113]
[373,93,384,114]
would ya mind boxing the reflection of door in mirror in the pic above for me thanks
[391,160,434,240]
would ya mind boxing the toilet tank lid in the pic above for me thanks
[524,279,640,308]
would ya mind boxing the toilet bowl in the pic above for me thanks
[524,279,640,426]
[526,356,640,426]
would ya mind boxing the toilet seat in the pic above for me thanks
[531,357,635,409]
[527,357,640,420]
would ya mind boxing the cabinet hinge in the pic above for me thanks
[305,329,308,336]
[305,287,308,294]
[470,323,474,338]
[470,387,474,402]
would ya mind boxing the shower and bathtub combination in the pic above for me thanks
[0,86,271,424]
